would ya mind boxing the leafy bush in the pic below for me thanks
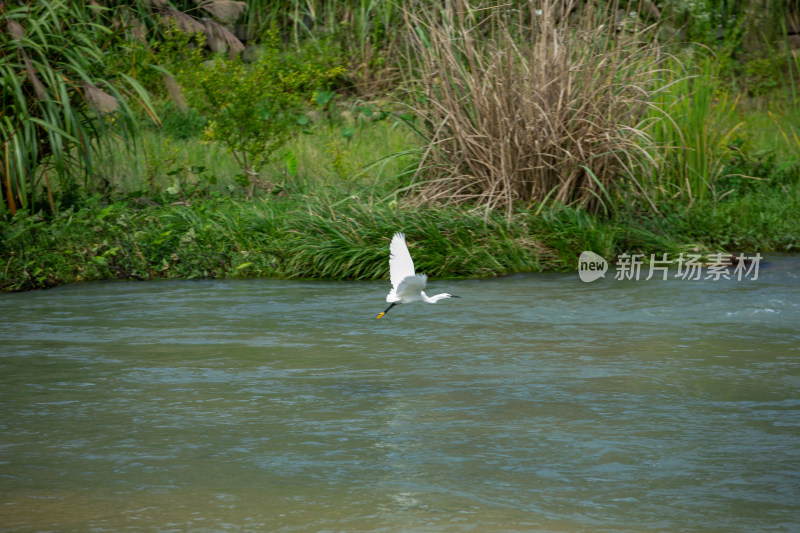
[158,26,345,193]
[156,102,207,140]
[239,0,404,93]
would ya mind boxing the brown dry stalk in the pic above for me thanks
[403,0,662,216]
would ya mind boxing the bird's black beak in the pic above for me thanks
[451,295,461,298]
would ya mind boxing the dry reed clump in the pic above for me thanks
[402,0,663,216]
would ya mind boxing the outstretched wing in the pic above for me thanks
[394,274,427,300]
[389,233,416,289]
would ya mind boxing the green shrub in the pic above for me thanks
[742,54,784,97]
[157,26,345,193]
[156,102,207,140]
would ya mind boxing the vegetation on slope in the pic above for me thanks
[2,0,799,292]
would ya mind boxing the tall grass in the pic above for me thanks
[646,56,744,203]
[0,1,155,215]
[400,0,665,216]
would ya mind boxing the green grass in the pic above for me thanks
[679,180,800,251]
[5,175,798,293]
[91,111,420,199]
[738,104,800,164]
[0,195,548,291]
[0,193,635,292]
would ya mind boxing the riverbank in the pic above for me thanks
[3,177,798,293]
[3,1,799,294]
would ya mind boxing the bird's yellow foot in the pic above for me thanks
[376,312,385,319]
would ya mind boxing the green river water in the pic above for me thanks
[1,255,799,531]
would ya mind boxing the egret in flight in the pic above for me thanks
[376,232,460,319]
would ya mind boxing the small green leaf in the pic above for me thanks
[315,90,335,106]
[98,205,115,220]
[283,150,298,177]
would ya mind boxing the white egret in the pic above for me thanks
[376,232,460,319]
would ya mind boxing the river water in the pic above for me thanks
[1,255,799,532]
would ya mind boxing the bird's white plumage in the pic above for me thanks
[389,232,416,289]
[390,273,427,302]
[377,232,459,318]
[387,233,427,303]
